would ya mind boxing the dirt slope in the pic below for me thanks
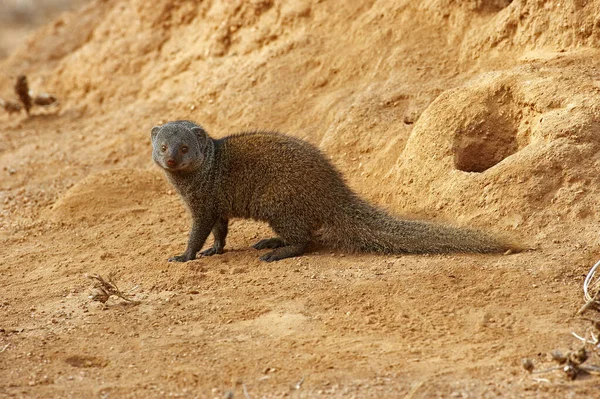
[2,1,600,397]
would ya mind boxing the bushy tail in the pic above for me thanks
[321,197,517,254]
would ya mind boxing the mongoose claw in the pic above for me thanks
[168,254,193,262]
[259,252,278,262]
[200,247,223,257]
[259,243,307,262]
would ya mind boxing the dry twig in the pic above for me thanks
[294,376,305,390]
[86,273,139,304]
[242,383,250,399]
[523,259,600,380]
[523,347,594,380]
[578,259,600,315]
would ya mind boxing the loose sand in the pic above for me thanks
[2,1,600,397]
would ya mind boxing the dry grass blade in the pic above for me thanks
[242,383,250,399]
[524,344,600,381]
[86,273,140,304]
[578,260,600,315]
[294,376,305,390]
[530,262,600,381]
[583,365,600,374]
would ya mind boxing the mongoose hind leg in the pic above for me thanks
[200,217,229,257]
[260,243,308,262]
[258,220,313,262]
[252,237,286,250]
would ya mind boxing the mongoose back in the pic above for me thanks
[151,120,518,262]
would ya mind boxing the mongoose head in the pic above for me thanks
[151,121,209,173]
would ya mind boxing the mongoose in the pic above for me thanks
[151,120,517,262]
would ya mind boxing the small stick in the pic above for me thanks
[582,365,600,374]
[572,332,597,345]
[86,273,140,304]
[532,378,550,383]
[577,297,599,315]
[242,383,250,399]
[294,376,305,390]
[405,381,424,399]
[532,366,562,375]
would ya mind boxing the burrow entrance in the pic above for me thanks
[453,89,525,173]
[453,117,519,172]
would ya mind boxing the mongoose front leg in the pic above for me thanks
[200,217,229,256]
[169,216,216,262]
[252,237,286,250]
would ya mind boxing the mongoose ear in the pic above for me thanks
[192,126,208,151]
[151,126,161,141]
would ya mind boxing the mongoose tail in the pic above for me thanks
[322,198,520,254]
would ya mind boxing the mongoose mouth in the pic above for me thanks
[163,162,190,172]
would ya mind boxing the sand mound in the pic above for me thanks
[46,168,166,224]
[390,63,600,240]
[461,1,600,65]
[4,0,598,130]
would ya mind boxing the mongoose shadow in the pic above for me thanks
[151,120,520,263]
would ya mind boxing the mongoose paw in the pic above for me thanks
[168,254,194,262]
[259,243,307,262]
[259,252,280,262]
[200,247,223,257]
[252,237,285,250]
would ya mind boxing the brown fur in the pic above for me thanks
[151,120,518,262]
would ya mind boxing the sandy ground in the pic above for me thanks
[2,0,600,397]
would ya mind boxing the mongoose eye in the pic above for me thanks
[161,145,167,152]
[181,146,189,154]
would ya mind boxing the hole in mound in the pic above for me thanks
[453,114,519,173]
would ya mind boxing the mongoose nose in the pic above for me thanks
[166,159,176,167]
